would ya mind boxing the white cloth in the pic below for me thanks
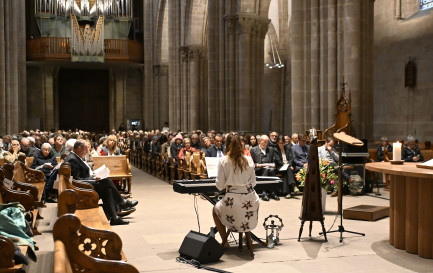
[214,156,259,232]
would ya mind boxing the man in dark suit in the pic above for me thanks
[291,134,309,173]
[205,134,224,157]
[64,140,138,226]
[250,135,279,201]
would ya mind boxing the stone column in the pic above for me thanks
[143,0,155,130]
[225,15,236,131]
[0,0,25,134]
[180,46,189,130]
[43,67,57,130]
[290,0,305,134]
[187,46,203,132]
[327,0,338,128]
[168,1,181,131]
[156,65,169,128]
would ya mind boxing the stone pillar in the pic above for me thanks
[0,0,25,135]
[328,0,338,128]
[154,65,169,129]
[143,0,155,130]
[290,0,305,134]
[290,0,373,138]
[110,69,125,129]
[187,46,203,132]
[42,67,58,130]
[168,1,181,131]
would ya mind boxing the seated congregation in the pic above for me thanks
[1,127,432,272]
[0,130,139,272]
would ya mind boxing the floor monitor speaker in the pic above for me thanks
[178,230,224,264]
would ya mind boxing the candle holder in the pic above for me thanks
[389,160,404,165]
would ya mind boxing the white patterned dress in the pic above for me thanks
[214,156,259,232]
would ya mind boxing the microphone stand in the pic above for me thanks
[321,139,365,242]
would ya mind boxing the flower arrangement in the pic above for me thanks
[295,158,339,192]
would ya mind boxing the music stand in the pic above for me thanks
[324,133,366,242]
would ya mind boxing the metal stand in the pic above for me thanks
[322,139,365,243]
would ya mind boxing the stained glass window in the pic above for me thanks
[420,0,433,11]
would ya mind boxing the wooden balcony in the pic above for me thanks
[27,37,143,63]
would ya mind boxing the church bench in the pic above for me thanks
[0,158,4,167]
[1,164,43,236]
[53,214,139,273]
[0,235,29,273]
[55,164,138,273]
[92,156,132,194]
[13,157,45,208]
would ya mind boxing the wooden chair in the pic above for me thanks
[323,83,352,140]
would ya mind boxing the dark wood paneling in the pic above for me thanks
[58,69,109,133]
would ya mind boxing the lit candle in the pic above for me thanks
[393,142,402,161]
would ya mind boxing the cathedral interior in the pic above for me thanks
[0,0,431,142]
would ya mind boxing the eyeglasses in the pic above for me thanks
[270,134,277,137]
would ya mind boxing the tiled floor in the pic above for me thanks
[28,167,433,273]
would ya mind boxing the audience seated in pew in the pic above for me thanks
[51,133,66,157]
[291,134,309,173]
[99,134,122,156]
[30,143,58,203]
[250,135,279,201]
[403,135,424,162]
[3,140,25,164]
[64,140,138,226]
[20,138,39,158]
[376,137,393,162]
[273,135,297,199]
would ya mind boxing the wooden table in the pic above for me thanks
[365,162,433,259]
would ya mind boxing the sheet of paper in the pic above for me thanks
[205,157,220,178]
[279,164,289,171]
[4,178,14,189]
[94,164,110,179]
[53,174,60,189]
[419,158,433,166]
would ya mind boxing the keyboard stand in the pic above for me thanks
[200,193,267,246]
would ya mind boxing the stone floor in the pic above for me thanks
[27,167,433,273]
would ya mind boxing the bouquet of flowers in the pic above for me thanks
[295,158,339,192]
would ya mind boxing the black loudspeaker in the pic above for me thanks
[178,230,224,264]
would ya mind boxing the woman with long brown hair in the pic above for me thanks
[213,135,259,246]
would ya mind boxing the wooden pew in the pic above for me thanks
[55,164,138,273]
[0,235,28,273]
[13,156,45,208]
[91,156,132,194]
[0,158,5,167]
[53,214,139,273]
[0,170,31,273]
[2,165,42,236]
[169,157,176,184]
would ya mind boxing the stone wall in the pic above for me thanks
[374,0,433,142]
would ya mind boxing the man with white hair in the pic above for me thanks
[250,135,279,201]
[65,140,138,225]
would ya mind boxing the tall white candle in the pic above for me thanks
[393,142,402,161]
